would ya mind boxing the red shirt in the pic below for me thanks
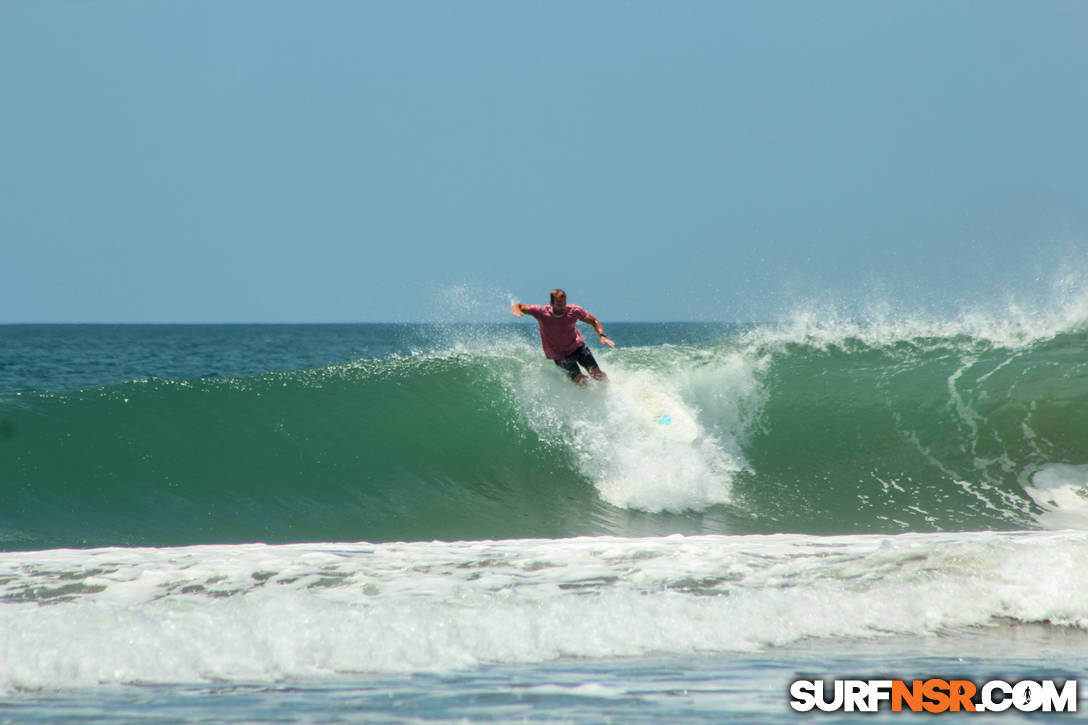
[523,304,591,359]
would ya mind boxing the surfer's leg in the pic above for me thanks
[574,346,607,382]
[554,356,585,385]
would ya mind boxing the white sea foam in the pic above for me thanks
[1025,464,1088,530]
[3,530,1087,693]
[508,345,761,512]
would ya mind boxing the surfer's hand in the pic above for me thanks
[599,334,615,347]
[510,303,524,317]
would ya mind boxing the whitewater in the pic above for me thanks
[2,308,1088,721]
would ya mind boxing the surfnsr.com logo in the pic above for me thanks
[789,678,1078,713]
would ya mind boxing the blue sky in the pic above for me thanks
[2,1,1086,323]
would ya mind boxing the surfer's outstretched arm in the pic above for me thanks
[583,313,615,347]
[510,303,528,317]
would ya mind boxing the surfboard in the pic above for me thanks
[632,388,699,442]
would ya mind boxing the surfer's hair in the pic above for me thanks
[550,289,567,304]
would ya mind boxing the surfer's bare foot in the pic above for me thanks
[590,368,607,382]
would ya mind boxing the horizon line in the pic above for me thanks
[0,320,752,326]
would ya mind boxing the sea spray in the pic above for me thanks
[507,345,761,512]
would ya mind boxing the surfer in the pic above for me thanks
[510,289,615,386]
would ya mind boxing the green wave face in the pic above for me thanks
[3,330,1088,550]
[735,332,1088,532]
[0,354,608,549]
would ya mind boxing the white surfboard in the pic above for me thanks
[631,388,699,443]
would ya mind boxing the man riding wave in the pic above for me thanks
[510,289,615,386]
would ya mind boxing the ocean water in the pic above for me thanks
[3,318,1088,722]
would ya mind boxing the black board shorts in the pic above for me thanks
[553,344,600,380]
